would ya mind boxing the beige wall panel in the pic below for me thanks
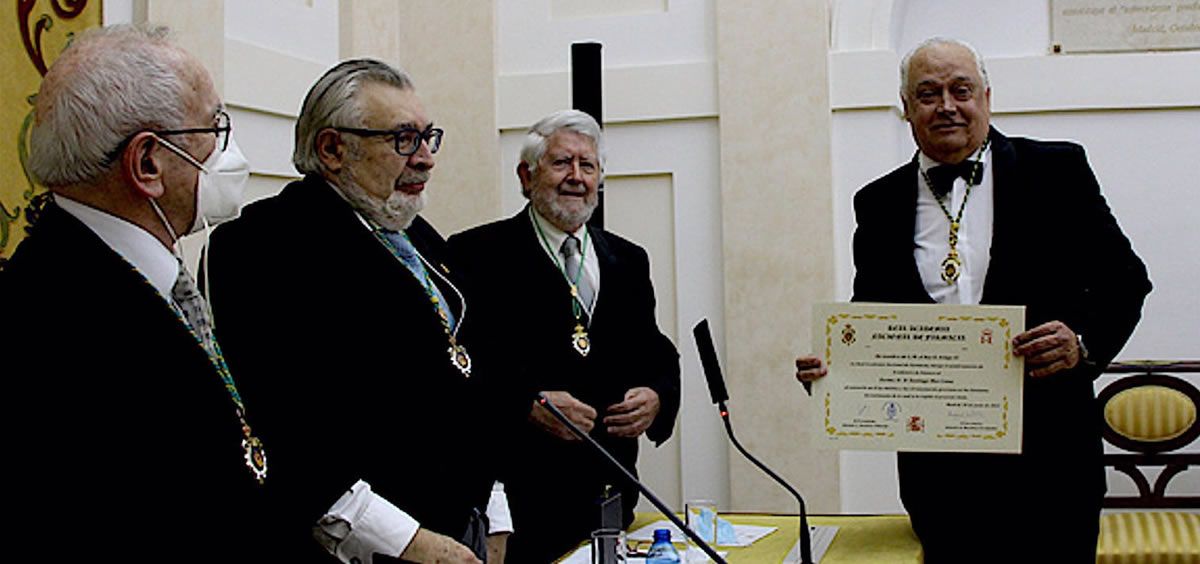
[715,0,839,513]
[141,0,225,93]
[604,173,682,510]
[496,61,718,129]
[225,38,329,118]
[551,0,667,19]
[338,0,400,64]
[339,0,501,235]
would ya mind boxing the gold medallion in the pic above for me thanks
[941,252,962,284]
[242,435,268,484]
[572,324,591,357]
[449,344,472,377]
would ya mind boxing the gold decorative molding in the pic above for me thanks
[2,0,98,267]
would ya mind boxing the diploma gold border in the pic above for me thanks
[820,312,1014,442]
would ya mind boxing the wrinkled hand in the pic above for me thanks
[604,387,661,438]
[1012,320,1081,378]
[530,391,597,440]
[795,355,828,386]
[400,528,481,564]
[486,532,508,564]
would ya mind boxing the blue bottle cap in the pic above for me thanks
[653,528,672,542]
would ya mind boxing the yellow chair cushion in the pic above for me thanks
[1097,512,1200,563]
[1105,386,1198,442]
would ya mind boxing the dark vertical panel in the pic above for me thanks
[571,42,605,229]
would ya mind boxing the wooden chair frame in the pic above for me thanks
[1099,361,1200,509]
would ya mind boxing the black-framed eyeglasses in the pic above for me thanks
[334,125,443,156]
[152,109,231,152]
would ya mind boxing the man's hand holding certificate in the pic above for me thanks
[808,303,1025,453]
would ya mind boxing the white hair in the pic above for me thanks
[899,37,990,99]
[28,24,188,187]
[518,109,605,196]
[292,58,415,175]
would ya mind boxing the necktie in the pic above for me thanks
[561,235,594,310]
[171,261,217,356]
[927,160,982,199]
[380,229,456,329]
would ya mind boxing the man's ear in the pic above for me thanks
[900,94,912,122]
[316,128,345,174]
[122,131,166,199]
[517,161,533,195]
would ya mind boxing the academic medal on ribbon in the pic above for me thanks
[242,434,268,484]
[450,344,472,377]
[572,324,591,357]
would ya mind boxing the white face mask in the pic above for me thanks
[189,136,250,234]
[152,134,250,241]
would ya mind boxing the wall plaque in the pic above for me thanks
[1052,0,1200,53]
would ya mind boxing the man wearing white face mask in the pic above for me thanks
[0,25,269,561]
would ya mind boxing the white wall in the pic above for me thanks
[831,0,1200,513]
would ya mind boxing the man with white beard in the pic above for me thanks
[448,110,681,563]
[205,59,521,564]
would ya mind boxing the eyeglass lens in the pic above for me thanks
[396,128,442,156]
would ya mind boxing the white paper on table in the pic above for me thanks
[782,526,839,563]
[627,520,775,547]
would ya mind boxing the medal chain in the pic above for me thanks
[917,140,989,284]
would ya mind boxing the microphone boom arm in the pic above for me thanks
[718,401,813,564]
[535,393,727,564]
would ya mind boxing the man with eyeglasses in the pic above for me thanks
[1,25,267,561]
[205,59,521,563]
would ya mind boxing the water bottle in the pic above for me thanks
[645,528,681,563]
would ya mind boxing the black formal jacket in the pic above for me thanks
[0,201,268,561]
[448,208,681,562]
[206,175,519,561]
[852,128,1151,524]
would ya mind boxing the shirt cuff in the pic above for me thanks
[485,481,514,534]
[314,480,420,564]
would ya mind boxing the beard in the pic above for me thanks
[336,169,427,232]
[530,185,597,232]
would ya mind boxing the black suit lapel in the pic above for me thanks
[586,224,617,323]
[890,161,935,303]
[298,177,444,315]
[515,207,591,325]
[981,127,1019,305]
[36,201,215,363]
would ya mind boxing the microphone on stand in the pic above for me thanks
[693,319,814,564]
[534,393,727,564]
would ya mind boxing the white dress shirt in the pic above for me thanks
[913,145,994,305]
[529,206,601,316]
[54,195,178,299]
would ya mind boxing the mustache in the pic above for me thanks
[399,172,430,185]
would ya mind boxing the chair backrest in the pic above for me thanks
[1099,361,1200,509]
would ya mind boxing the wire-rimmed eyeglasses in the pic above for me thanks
[151,109,231,152]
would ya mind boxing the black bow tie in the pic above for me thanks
[927,160,983,199]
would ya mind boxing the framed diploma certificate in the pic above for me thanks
[811,302,1025,453]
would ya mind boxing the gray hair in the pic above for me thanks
[28,24,188,187]
[899,37,990,99]
[518,109,606,193]
[292,58,415,175]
